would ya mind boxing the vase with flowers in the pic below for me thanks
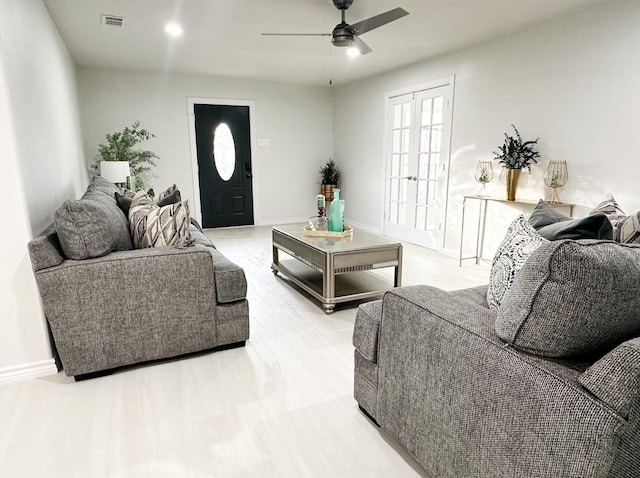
[493,124,540,201]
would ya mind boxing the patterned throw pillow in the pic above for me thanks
[590,195,626,239]
[129,191,191,248]
[618,211,640,244]
[487,215,549,310]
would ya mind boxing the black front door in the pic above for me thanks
[194,103,254,228]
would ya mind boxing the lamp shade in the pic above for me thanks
[100,161,130,183]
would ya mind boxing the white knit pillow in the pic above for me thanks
[487,215,548,310]
[129,191,191,249]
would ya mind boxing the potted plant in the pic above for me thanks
[493,124,540,201]
[319,159,341,203]
[91,121,159,191]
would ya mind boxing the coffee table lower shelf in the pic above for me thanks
[272,259,393,313]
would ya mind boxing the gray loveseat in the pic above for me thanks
[28,177,249,379]
[354,239,640,477]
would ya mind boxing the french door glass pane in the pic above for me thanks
[393,104,402,128]
[432,97,444,124]
[391,154,400,176]
[420,127,431,153]
[430,125,442,152]
[402,103,411,127]
[392,130,401,153]
[421,99,433,126]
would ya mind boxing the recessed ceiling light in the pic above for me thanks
[164,22,183,38]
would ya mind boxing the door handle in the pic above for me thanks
[404,176,417,181]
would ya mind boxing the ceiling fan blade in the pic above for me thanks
[348,7,409,36]
[352,35,372,55]
[261,33,331,37]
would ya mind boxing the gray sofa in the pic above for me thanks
[28,177,249,379]
[354,240,640,477]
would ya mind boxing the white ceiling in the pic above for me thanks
[43,0,605,86]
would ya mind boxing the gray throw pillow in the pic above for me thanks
[85,175,121,198]
[529,199,613,241]
[55,192,133,260]
[115,188,181,216]
[496,240,640,358]
[536,213,613,240]
[487,215,548,310]
[528,200,571,229]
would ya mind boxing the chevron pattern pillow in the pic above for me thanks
[129,191,191,248]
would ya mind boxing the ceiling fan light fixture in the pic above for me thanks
[164,22,183,38]
[346,47,360,57]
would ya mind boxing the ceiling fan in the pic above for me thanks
[261,0,409,55]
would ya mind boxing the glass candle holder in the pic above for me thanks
[544,160,568,204]
[474,160,493,196]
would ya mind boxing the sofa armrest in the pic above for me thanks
[579,337,640,418]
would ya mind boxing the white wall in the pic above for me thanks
[333,0,640,256]
[77,68,334,225]
[0,0,85,373]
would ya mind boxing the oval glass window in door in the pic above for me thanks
[213,123,236,181]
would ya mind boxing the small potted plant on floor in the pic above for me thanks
[319,159,341,203]
[493,124,540,201]
[91,121,159,191]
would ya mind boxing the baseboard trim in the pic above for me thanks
[345,220,383,236]
[0,359,58,385]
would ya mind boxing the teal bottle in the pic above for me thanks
[328,188,344,232]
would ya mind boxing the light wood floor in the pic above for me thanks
[0,226,489,477]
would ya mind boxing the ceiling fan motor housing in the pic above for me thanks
[333,0,354,10]
[332,23,354,47]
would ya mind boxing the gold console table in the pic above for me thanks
[459,195,575,267]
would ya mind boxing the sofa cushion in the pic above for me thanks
[115,187,181,216]
[158,184,178,200]
[496,240,640,358]
[618,211,640,244]
[55,191,133,260]
[487,215,548,310]
[353,300,383,362]
[129,191,191,248]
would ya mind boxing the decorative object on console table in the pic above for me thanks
[319,159,341,203]
[493,124,540,201]
[91,121,159,191]
[474,160,493,196]
[99,161,130,187]
[544,160,568,204]
[329,188,345,232]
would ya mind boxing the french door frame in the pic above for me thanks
[187,97,257,225]
[381,76,455,251]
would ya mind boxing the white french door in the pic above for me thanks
[383,81,453,250]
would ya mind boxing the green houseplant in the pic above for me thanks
[493,124,540,200]
[319,159,341,203]
[91,121,158,190]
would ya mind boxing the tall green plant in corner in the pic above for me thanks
[91,121,158,190]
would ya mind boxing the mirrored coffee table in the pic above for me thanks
[271,224,403,313]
